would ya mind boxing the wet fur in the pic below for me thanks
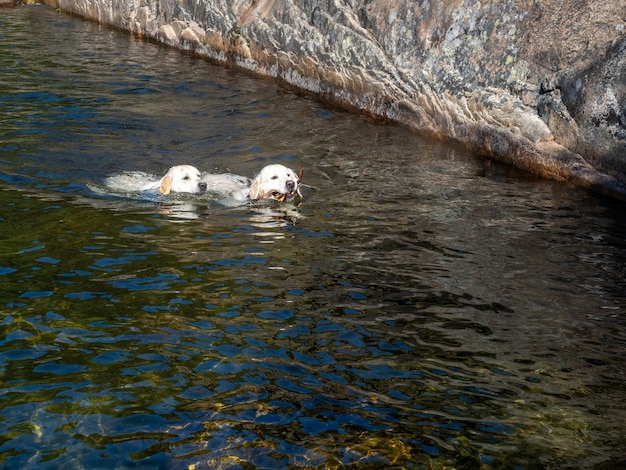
[97,164,300,205]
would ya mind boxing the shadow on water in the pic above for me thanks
[0,5,625,469]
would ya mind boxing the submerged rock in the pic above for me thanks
[48,0,626,199]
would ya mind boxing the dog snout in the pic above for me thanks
[198,181,207,192]
[286,180,295,192]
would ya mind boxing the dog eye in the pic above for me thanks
[183,176,190,180]
[271,175,278,180]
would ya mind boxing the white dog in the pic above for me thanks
[248,164,302,202]
[142,165,207,195]
[201,164,302,203]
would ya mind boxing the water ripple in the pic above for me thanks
[0,6,624,469]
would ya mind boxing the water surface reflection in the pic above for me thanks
[0,6,625,469]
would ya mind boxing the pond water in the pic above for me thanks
[1,5,625,469]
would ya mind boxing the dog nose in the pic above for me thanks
[198,182,207,192]
[286,180,295,191]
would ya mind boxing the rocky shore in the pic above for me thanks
[40,0,626,199]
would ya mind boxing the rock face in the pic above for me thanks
[48,0,626,199]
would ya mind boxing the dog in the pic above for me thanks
[201,164,303,203]
[248,164,302,202]
[141,165,207,195]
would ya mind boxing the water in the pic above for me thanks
[1,5,625,469]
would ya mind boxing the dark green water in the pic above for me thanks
[1,5,625,469]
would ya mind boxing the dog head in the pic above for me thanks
[159,165,207,195]
[248,164,301,202]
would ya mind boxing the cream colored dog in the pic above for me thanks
[142,165,207,195]
[201,164,302,203]
[248,164,302,202]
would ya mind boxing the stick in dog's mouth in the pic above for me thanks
[272,191,293,202]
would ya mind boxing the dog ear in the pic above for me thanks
[159,175,173,195]
[248,179,261,200]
